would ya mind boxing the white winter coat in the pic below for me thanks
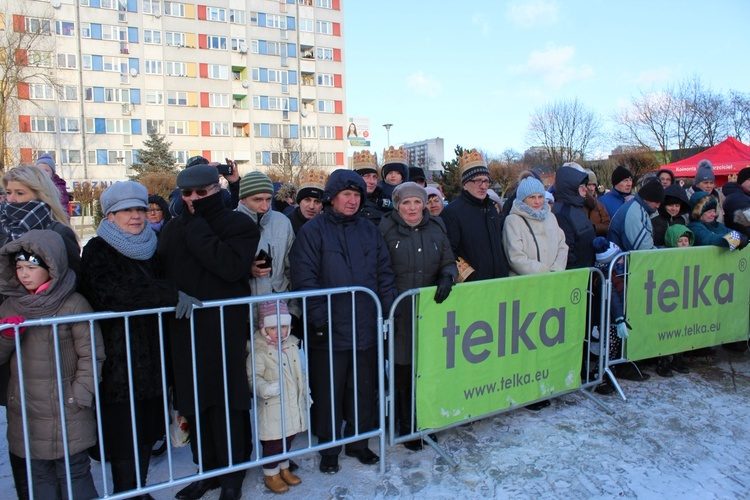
[503,200,568,276]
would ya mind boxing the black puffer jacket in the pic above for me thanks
[441,189,509,281]
[722,182,750,237]
[652,184,690,246]
[552,167,595,269]
[79,236,178,404]
[379,209,457,364]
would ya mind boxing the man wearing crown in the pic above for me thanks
[441,149,510,280]
[287,169,326,234]
[378,146,409,202]
[353,150,390,225]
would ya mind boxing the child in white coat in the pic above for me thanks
[247,300,308,494]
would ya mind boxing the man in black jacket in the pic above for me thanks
[158,165,260,500]
[441,148,510,281]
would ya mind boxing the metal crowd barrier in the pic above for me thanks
[0,286,385,499]
[385,268,608,467]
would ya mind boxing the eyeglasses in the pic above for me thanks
[147,208,163,213]
[468,178,491,186]
[181,184,217,197]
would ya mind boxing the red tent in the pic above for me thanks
[663,137,750,182]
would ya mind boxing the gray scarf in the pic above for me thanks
[5,270,77,318]
[96,218,157,260]
[513,198,548,221]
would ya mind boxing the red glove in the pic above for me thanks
[0,316,26,338]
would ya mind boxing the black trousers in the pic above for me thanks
[187,405,247,489]
[308,346,379,456]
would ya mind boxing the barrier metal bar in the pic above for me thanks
[2,285,387,499]
[386,268,610,467]
[603,251,633,401]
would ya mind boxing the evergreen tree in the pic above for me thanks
[130,133,178,181]
[436,145,465,202]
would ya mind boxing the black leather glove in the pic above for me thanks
[434,275,454,304]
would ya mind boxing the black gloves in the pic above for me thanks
[434,275,454,304]
[739,234,749,251]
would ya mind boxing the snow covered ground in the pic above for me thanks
[2,348,749,499]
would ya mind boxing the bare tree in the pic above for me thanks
[527,98,602,170]
[728,91,750,143]
[0,5,59,170]
[264,139,318,183]
[614,90,675,157]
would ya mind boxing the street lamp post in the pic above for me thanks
[383,123,393,147]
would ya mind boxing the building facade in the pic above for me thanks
[401,137,444,179]
[2,0,346,186]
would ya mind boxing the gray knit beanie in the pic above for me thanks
[694,159,715,184]
[392,182,427,208]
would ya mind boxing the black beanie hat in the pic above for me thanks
[611,165,633,187]
[638,179,665,204]
[738,167,750,186]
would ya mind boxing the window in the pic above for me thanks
[145,60,163,74]
[166,61,187,76]
[29,84,54,100]
[301,125,316,139]
[210,122,230,136]
[145,90,164,105]
[318,100,334,113]
[25,18,51,35]
[206,7,226,22]
[316,21,332,35]
[100,0,117,10]
[207,36,227,50]
[319,152,336,166]
[233,97,246,109]
[144,30,162,45]
[82,55,92,70]
[58,86,79,101]
[55,21,76,37]
[143,0,161,15]
[317,73,334,86]
[173,150,190,164]
[168,121,189,135]
[319,125,335,139]
[209,93,229,108]
[31,117,55,132]
[315,0,332,8]
[229,9,245,24]
[108,150,133,164]
[269,97,288,110]
[57,53,77,69]
[106,119,131,134]
[28,51,53,68]
[81,23,91,38]
[165,31,186,46]
[104,88,130,103]
[59,118,80,133]
[164,1,185,17]
[102,56,124,73]
[167,91,188,106]
[146,120,164,134]
[61,150,81,164]
[102,25,127,41]
[207,64,228,80]
[299,19,314,32]
[85,119,95,134]
[265,15,286,29]
[316,47,333,60]
[231,37,246,51]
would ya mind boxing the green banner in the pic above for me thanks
[414,269,589,429]
[626,247,750,361]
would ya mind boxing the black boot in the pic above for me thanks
[110,459,136,493]
[10,452,29,500]
[655,357,674,377]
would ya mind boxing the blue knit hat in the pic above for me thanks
[516,177,545,202]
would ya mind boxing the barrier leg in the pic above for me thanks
[421,434,457,469]
[580,388,614,414]
[605,366,627,401]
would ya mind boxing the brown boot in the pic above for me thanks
[265,474,289,494]
[279,468,301,486]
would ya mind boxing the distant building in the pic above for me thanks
[402,137,444,178]
[5,0,347,186]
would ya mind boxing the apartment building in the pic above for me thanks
[3,0,346,185]
[402,137,444,179]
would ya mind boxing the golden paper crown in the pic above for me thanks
[382,146,408,166]
[459,149,486,172]
[298,168,327,190]
[353,150,378,170]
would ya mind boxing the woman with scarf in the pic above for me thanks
[0,165,79,277]
[79,181,200,497]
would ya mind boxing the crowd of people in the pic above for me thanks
[0,150,749,499]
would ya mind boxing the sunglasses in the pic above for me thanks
[180,185,217,197]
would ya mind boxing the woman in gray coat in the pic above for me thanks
[379,182,457,450]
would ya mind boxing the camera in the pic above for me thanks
[216,164,233,176]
